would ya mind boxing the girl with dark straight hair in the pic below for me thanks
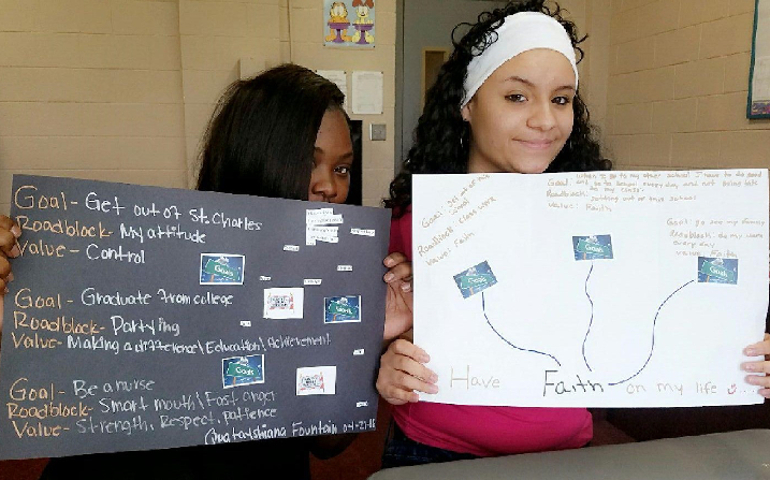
[0,63,413,479]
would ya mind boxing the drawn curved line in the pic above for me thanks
[607,279,695,386]
[481,291,561,367]
[582,262,595,372]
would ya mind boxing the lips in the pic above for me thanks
[518,139,555,150]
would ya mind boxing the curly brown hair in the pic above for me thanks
[387,0,611,215]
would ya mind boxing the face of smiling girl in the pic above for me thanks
[308,108,353,204]
[461,48,576,175]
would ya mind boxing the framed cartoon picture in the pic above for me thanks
[323,0,376,48]
[748,0,770,118]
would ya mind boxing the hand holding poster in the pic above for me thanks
[0,175,390,460]
[413,169,768,408]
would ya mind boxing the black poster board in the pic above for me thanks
[0,175,390,460]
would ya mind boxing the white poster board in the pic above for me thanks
[413,170,768,408]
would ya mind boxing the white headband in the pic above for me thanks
[461,12,578,109]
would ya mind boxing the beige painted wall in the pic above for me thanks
[603,0,770,171]
[284,0,397,207]
[0,0,396,214]
[0,0,187,215]
[582,0,612,137]
[543,0,615,144]
[1,0,767,215]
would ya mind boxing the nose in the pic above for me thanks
[527,100,557,131]
[309,168,337,202]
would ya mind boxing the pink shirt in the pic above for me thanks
[389,208,593,457]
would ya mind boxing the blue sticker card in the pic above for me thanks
[698,257,738,284]
[324,295,362,323]
[222,354,264,388]
[573,235,614,260]
[200,253,245,285]
[453,260,498,299]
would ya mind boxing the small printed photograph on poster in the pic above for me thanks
[200,253,245,285]
[324,0,376,48]
[748,0,770,118]
[222,354,265,388]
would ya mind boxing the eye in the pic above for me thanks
[552,96,572,106]
[505,93,527,103]
[334,165,351,176]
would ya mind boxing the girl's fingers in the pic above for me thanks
[376,364,438,404]
[379,367,437,396]
[742,359,770,375]
[390,338,430,364]
[389,354,438,386]
[383,252,408,268]
[743,333,770,357]
[742,335,770,395]
[0,256,10,278]
[745,373,770,390]
[0,256,11,293]
[376,339,438,405]
[0,230,20,258]
[0,215,22,258]
[0,215,21,238]
[383,261,413,283]
[382,341,435,381]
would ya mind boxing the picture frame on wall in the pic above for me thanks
[323,0,376,48]
[748,0,770,118]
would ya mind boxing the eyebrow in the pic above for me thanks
[314,147,354,160]
[504,75,576,92]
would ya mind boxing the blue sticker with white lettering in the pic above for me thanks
[573,235,613,261]
[324,295,362,323]
[453,261,498,299]
[698,257,738,284]
[222,354,264,388]
[200,253,245,285]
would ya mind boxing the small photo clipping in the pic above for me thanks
[453,260,498,299]
[324,295,362,323]
[573,234,614,261]
[296,366,337,396]
[264,288,305,319]
[698,257,738,284]
[200,253,245,285]
[222,354,264,389]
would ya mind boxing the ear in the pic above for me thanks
[461,101,472,123]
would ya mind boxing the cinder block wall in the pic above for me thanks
[597,0,770,442]
[603,0,770,170]
[0,0,187,214]
[178,0,283,187]
[4,0,764,215]
[0,0,397,214]
[284,0,397,206]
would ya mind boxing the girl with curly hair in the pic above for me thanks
[386,0,609,214]
[376,0,770,468]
